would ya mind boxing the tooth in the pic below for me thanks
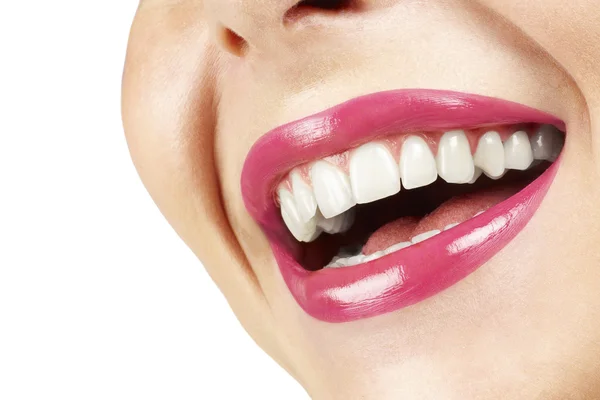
[444,222,459,231]
[436,130,475,183]
[328,260,345,269]
[363,251,385,263]
[485,170,507,180]
[411,230,441,244]
[310,161,356,219]
[399,136,438,189]
[290,170,318,222]
[530,125,564,161]
[384,241,412,254]
[349,142,401,204]
[469,167,483,184]
[474,210,484,217]
[504,131,533,170]
[550,133,565,162]
[318,209,355,234]
[474,131,505,178]
[343,255,365,267]
[305,228,322,242]
[278,188,319,242]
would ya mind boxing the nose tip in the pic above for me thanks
[208,0,359,57]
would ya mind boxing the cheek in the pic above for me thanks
[471,0,600,174]
[478,0,600,95]
[214,71,279,262]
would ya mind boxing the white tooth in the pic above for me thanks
[411,230,441,244]
[530,125,564,161]
[399,136,438,190]
[444,222,459,231]
[504,131,533,170]
[436,130,475,183]
[278,188,318,242]
[290,170,318,222]
[474,131,505,178]
[474,210,484,217]
[310,161,356,219]
[327,260,345,269]
[363,251,385,263]
[349,142,401,204]
[318,209,355,234]
[345,255,365,267]
[469,167,483,184]
[484,170,507,180]
[305,228,322,242]
[384,241,412,254]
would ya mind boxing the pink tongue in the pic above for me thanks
[362,190,513,255]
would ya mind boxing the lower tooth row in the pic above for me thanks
[326,212,484,268]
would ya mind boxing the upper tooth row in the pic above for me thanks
[279,126,563,242]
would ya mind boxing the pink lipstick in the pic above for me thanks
[241,89,564,322]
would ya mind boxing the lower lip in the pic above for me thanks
[271,161,559,322]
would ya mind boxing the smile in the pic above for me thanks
[241,89,565,322]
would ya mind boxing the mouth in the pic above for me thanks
[241,90,565,323]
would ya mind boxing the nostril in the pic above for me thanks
[217,25,248,57]
[285,0,358,24]
[296,0,354,10]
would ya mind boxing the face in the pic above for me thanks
[122,1,600,398]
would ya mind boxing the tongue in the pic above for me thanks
[362,189,514,255]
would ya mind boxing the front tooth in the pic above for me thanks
[384,241,412,254]
[310,161,356,219]
[399,136,438,189]
[504,131,533,170]
[290,170,318,222]
[363,251,385,262]
[411,229,441,244]
[444,222,459,231]
[340,255,365,267]
[278,188,318,242]
[485,170,506,180]
[469,167,483,184]
[318,209,355,234]
[474,131,505,178]
[349,142,400,204]
[436,130,475,183]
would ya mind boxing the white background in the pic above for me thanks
[0,2,306,399]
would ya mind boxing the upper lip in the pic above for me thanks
[241,89,565,322]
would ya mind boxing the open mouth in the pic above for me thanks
[241,90,565,322]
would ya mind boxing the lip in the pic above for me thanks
[241,89,564,323]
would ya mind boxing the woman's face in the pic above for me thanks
[123,1,600,397]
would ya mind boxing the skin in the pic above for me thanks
[122,1,600,398]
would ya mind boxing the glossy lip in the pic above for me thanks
[241,89,564,323]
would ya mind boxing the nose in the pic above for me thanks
[204,0,372,57]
